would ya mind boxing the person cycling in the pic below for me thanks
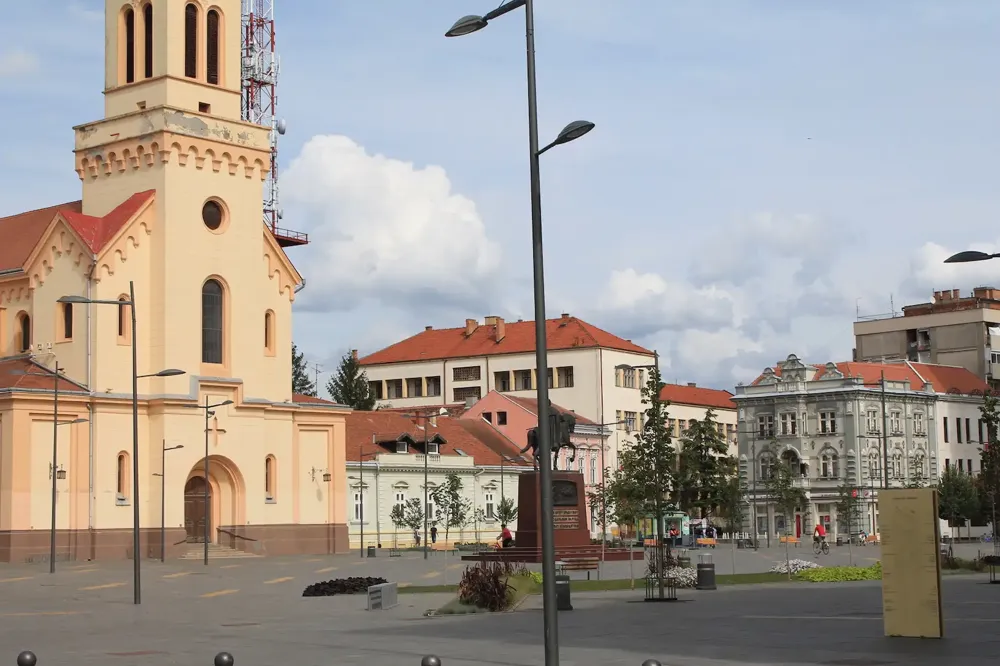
[497,524,514,549]
[813,523,827,546]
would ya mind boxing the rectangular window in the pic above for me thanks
[453,386,482,403]
[944,419,950,443]
[394,491,406,514]
[353,492,364,521]
[557,366,574,388]
[780,413,797,436]
[914,412,925,434]
[482,412,492,424]
[494,371,511,392]
[966,418,971,443]
[945,458,950,470]
[819,411,836,434]
[958,459,965,473]
[968,458,973,473]
[453,366,481,382]
[624,411,638,432]
[979,419,984,443]
[956,417,962,443]
[616,410,624,430]
[890,411,901,433]
[485,492,495,519]
[757,414,774,438]
[368,381,384,400]
[623,368,636,388]
[589,455,597,483]
[385,379,403,399]
[425,376,441,397]
[514,370,533,391]
[866,410,880,433]
[406,377,423,397]
[497,411,507,425]
[547,368,554,389]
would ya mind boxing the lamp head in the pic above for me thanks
[68,418,88,425]
[220,400,234,407]
[446,14,487,37]
[553,120,595,146]
[944,250,995,264]
[156,369,186,377]
[57,295,90,304]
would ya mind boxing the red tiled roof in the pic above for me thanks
[659,383,735,410]
[0,357,88,393]
[753,360,988,395]
[454,419,531,461]
[0,191,155,272]
[496,394,598,425]
[344,411,527,466]
[293,393,340,405]
[359,315,653,365]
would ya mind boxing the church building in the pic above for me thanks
[0,0,349,562]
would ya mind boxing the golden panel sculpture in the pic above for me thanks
[880,488,944,639]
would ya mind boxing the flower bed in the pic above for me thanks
[769,559,821,574]
[798,561,882,582]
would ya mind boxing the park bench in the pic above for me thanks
[779,536,800,547]
[560,557,600,580]
[695,538,717,548]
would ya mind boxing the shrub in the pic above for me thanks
[526,571,543,585]
[645,551,679,578]
[663,566,697,588]
[983,554,1000,566]
[458,561,517,611]
[302,576,388,596]
[769,559,821,574]
[455,542,492,551]
[797,562,881,582]
[943,556,986,572]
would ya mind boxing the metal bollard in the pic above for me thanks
[641,660,662,666]
[214,653,234,666]
[421,657,441,666]
[16,653,36,666]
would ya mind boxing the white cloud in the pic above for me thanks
[0,50,39,78]
[283,135,502,311]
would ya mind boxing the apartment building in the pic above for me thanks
[659,383,739,458]
[854,287,1000,386]
[344,411,530,548]
[358,314,655,471]
[733,354,987,540]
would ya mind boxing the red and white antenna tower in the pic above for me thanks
[241,0,307,247]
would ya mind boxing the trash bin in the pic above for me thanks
[555,574,572,611]
[696,553,716,591]
[367,545,376,558]
[836,536,844,547]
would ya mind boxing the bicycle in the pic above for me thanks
[981,533,993,543]
[813,538,830,555]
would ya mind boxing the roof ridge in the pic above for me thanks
[0,199,81,222]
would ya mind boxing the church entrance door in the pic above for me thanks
[184,476,211,543]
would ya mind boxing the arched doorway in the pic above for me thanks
[184,476,211,543]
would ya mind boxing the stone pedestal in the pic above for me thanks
[514,471,591,551]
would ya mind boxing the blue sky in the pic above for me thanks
[5,1,1000,394]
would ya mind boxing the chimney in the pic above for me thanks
[425,325,433,331]
[465,318,478,336]
[351,349,358,360]
[496,317,506,342]
[687,382,696,388]
[952,288,961,299]
[561,313,570,319]
[933,290,942,303]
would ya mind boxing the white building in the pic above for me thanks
[358,314,656,471]
[659,382,739,459]
[733,354,989,540]
[344,411,530,548]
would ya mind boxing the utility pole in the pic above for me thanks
[881,371,889,490]
[312,362,323,394]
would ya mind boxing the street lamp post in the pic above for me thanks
[401,408,449,559]
[152,441,184,562]
[59,286,186,604]
[446,5,594,663]
[183,397,234,564]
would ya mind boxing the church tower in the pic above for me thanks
[74,0,301,403]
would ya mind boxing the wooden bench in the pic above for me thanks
[560,557,600,580]
[779,536,800,547]
[695,538,717,548]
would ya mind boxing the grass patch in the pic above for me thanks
[435,597,488,615]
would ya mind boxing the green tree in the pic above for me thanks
[389,503,406,547]
[834,481,863,564]
[606,466,643,541]
[496,496,518,526]
[676,409,736,519]
[471,507,487,543]
[326,352,376,410]
[938,465,980,539]
[401,498,425,542]
[430,473,471,543]
[979,390,1000,533]
[586,476,614,543]
[716,474,746,536]
[291,343,316,397]
[761,443,808,578]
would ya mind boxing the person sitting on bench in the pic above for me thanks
[497,524,514,549]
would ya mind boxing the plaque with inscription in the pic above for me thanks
[553,507,579,530]
[552,480,578,507]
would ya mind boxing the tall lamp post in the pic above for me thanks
[616,351,668,600]
[183,397,234,565]
[8,364,87,574]
[152,441,184,562]
[59,287,184,605]
[402,408,449,559]
[446,4,594,663]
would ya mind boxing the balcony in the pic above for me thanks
[271,224,309,247]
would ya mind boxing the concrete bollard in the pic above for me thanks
[214,653,234,666]
[16,653,36,666]
[421,657,442,666]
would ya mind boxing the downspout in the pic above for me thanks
[86,260,97,531]
[375,459,381,547]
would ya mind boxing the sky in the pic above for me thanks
[5,1,1000,396]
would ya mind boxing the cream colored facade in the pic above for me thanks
[0,0,349,562]
[346,454,527,548]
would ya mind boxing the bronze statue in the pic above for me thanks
[520,407,577,471]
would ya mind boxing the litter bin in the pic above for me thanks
[696,553,716,591]
[836,536,844,547]
[367,545,376,558]
[555,574,572,611]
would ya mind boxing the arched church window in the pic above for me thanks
[116,451,130,500]
[265,455,276,500]
[124,7,135,83]
[206,9,221,85]
[202,279,224,364]
[17,312,31,352]
[143,3,153,78]
[184,3,198,79]
[264,310,275,354]
[61,303,73,340]
[117,295,131,343]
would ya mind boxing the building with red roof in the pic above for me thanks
[735,353,991,541]
[0,0,347,564]
[343,410,529,548]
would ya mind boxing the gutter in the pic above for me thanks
[0,268,24,277]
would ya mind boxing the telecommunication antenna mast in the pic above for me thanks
[241,0,307,247]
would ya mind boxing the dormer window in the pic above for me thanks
[396,441,407,454]
[427,441,439,455]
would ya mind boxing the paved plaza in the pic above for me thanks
[0,544,996,666]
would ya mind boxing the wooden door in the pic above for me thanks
[184,476,211,543]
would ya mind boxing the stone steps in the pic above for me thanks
[180,543,260,559]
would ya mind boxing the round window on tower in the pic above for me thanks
[202,199,227,232]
